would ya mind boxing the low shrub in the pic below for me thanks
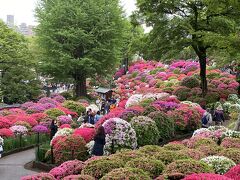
[224,164,240,180]
[125,158,165,178]
[100,168,151,180]
[148,111,175,140]
[138,145,165,156]
[173,86,191,101]
[180,76,199,88]
[196,145,223,156]
[53,135,88,164]
[63,175,95,180]
[221,137,240,148]
[164,159,214,176]
[21,173,55,180]
[60,92,73,100]
[219,148,240,164]
[130,116,160,146]
[154,150,190,165]
[163,143,187,151]
[81,157,124,179]
[45,108,65,119]
[63,101,85,116]
[201,156,236,174]
[0,128,14,137]
[110,150,145,163]
[73,128,95,143]
[178,149,205,160]
[183,173,232,180]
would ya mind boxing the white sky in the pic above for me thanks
[0,0,137,25]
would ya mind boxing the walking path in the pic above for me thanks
[0,148,36,180]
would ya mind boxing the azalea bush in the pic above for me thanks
[45,108,65,119]
[57,115,72,125]
[224,164,240,180]
[81,157,125,179]
[63,101,85,116]
[0,128,14,137]
[201,156,236,174]
[101,167,151,180]
[130,116,160,146]
[21,173,55,180]
[10,125,28,136]
[32,125,49,134]
[219,148,240,164]
[73,128,95,143]
[163,159,214,176]
[125,157,165,178]
[183,173,232,180]
[53,135,88,164]
[221,137,240,148]
[102,118,137,154]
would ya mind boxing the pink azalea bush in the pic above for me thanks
[183,173,232,180]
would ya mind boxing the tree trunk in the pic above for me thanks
[198,51,208,97]
[75,74,87,97]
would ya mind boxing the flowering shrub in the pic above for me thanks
[14,121,31,130]
[222,130,240,139]
[49,160,84,180]
[125,158,165,178]
[183,137,216,149]
[148,111,175,140]
[130,116,160,146]
[73,128,95,143]
[0,117,12,129]
[164,159,214,176]
[224,164,240,179]
[163,143,187,151]
[45,108,65,118]
[0,128,14,137]
[51,128,73,143]
[38,97,58,105]
[21,173,55,180]
[221,137,240,148]
[154,150,190,164]
[53,135,87,164]
[32,125,49,134]
[201,156,236,174]
[178,149,205,160]
[60,124,71,129]
[110,150,145,163]
[81,157,125,179]
[26,103,46,113]
[30,113,48,122]
[21,101,35,110]
[102,118,137,154]
[10,125,28,136]
[57,115,72,125]
[53,95,65,103]
[183,173,232,180]
[173,86,191,101]
[101,167,151,180]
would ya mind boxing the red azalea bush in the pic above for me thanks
[53,135,88,164]
[0,116,12,128]
[183,173,232,180]
[49,160,84,180]
[168,104,202,132]
[30,113,48,122]
[63,175,95,180]
[8,108,26,115]
[73,128,95,143]
[224,164,240,179]
[0,128,14,137]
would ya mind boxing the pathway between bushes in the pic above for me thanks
[0,148,37,180]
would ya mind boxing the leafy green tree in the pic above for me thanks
[0,20,41,104]
[137,0,240,96]
[35,0,128,97]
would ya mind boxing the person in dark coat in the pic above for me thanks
[214,106,225,125]
[92,126,106,156]
[50,120,58,140]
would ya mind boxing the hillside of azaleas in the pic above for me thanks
[114,60,238,106]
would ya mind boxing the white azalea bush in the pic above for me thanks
[102,118,137,155]
[201,156,236,174]
[125,94,143,108]
[222,130,240,139]
[10,125,28,136]
[50,128,73,145]
[86,140,94,155]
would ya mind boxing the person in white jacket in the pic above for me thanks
[202,108,213,128]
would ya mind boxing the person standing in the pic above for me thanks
[202,108,213,128]
[214,105,225,125]
[94,111,102,124]
[92,126,106,156]
[50,120,58,140]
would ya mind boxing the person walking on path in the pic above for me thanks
[214,105,225,125]
[50,120,58,140]
[202,108,213,128]
[92,126,106,156]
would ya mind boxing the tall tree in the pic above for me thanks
[0,21,41,104]
[35,0,127,97]
[137,0,240,96]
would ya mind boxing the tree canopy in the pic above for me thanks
[35,0,129,97]
[137,0,240,96]
[0,20,41,104]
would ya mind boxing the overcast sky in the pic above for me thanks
[0,0,137,25]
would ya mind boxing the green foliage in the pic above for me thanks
[36,143,51,162]
[173,86,191,101]
[181,76,200,89]
[100,168,151,180]
[163,143,187,151]
[60,91,73,100]
[110,150,145,163]
[148,111,175,140]
[125,158,165,178]
[130,116,160,146]
[82,157,125,179]
[35,0,129,96]
[44,108,65,119]
[62,100,85,116]
[164,159,214,176]
[219,148,240,164]
[138,145,165,157]
[0,21,41,104]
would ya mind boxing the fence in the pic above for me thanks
[3,133,49,154]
